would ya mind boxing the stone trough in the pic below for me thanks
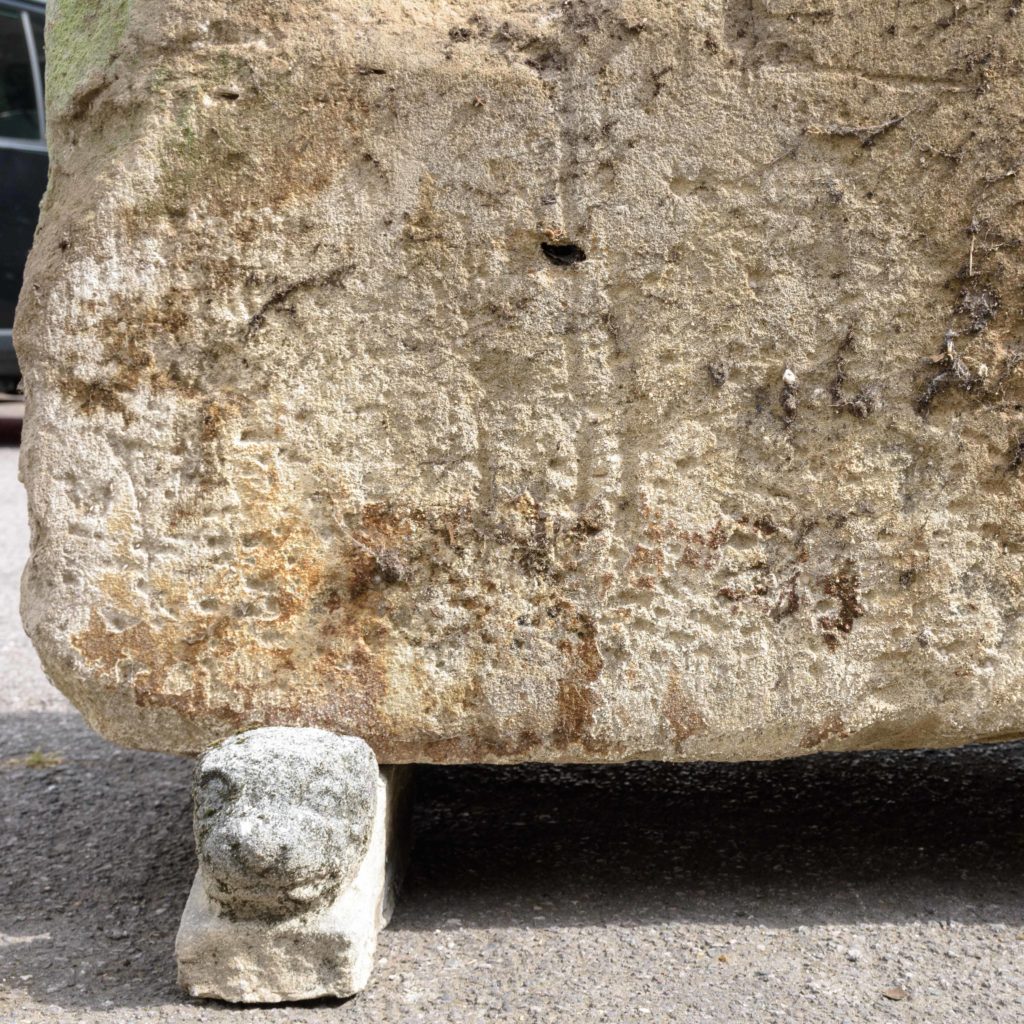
[16,0,1024,1001]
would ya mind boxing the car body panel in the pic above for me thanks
[0,0,47,393]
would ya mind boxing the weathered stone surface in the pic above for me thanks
[177,728,404,1002]
[191,727,377,920]
[16,0,1024,762]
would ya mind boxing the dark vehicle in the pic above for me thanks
[1,0,46,393]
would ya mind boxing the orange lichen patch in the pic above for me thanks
[73,611,151,685]
[307,631,393,750]
[199,397,243,445]
[70,483,628,759]
[74,479,886,759]
[72,608,248,726]
[72,488,417,744]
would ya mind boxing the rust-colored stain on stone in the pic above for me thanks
[661,676,708,745]
[69,485,631,759]
[800,713,849,751]
[552,606,603,749]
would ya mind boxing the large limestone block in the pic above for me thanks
[16,0,1024,762]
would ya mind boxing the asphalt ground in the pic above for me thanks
[2,434,1023,1023]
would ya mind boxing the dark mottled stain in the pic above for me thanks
[661,676,708,744]
[59,378,133,424]
[800,713,849,749]
[59,295,200,426]
[829,327,876,418]
[552,608,603,750]
[916,336,985,415]
[819,559,864,648]
[770,573,800,621]
[780,371,798,424]
[1008,433,1024,473]
[677,520,728,569]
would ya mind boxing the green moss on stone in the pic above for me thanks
[45,0,130,120]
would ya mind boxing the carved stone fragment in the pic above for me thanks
[175,728,407,1002]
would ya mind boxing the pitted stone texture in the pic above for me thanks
[16,0,1024,762]
[192,727,377,920]
[178,735,405,1004]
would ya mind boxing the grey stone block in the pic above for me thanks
[175,728,409,1002]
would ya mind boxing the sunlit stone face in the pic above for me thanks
[20,0,1024,766]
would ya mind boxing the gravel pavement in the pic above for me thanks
[2,440,1024,1023]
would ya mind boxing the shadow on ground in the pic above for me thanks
[2,710,1023,1012]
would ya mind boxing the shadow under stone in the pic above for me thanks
[2,709,1023,1012]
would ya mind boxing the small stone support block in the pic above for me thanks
[175,727,410,1003]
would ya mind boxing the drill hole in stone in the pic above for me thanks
[541,241,587,266]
